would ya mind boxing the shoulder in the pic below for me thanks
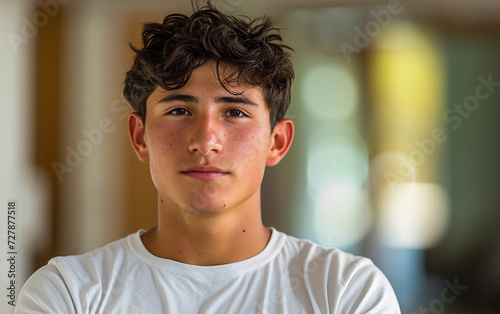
[15,262,76,313]
[276,231,401,313]
[16,233,137,313]
[279,231,370,278]
[46,232,134,287]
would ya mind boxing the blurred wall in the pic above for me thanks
[2,0,500,313]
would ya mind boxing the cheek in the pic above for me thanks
[229,125,271,162]
[146,125,185,189]
[148,125,184,156]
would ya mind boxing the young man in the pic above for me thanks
[17,2,400,313]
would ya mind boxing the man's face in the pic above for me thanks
[130,61,285,216]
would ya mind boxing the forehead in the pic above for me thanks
[147,61,267,107]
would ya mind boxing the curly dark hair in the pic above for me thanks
[123,1,294,130]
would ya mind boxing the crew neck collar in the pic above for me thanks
[127,227,285,279]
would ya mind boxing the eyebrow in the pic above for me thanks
[157,94,257,107]
[215,96,258,106]
[157,94,198,104]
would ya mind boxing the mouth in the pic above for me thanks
[181,166,230,181]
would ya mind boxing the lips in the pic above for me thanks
[181,165,229,180]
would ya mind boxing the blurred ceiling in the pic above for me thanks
[116,0,500,23]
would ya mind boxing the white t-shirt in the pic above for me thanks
[16,228,400,313]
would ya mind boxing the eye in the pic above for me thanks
[167,107,190,116]
[224,108,248,118]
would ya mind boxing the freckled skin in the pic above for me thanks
[143,62,273,217]
[128,61,294,265]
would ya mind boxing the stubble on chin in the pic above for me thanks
[186,184,226,216]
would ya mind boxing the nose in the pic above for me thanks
[188,113,223,155]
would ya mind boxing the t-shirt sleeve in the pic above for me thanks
[15,263,77,314]
[334,258,401,314]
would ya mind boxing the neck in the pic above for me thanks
[140,193,271,266]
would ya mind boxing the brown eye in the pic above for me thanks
[224,109,247,117]
[167,108,190,116]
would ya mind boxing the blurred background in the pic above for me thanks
[1,0,500,313]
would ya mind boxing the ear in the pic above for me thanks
[128,112,149,163]
[266,118,294,166]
